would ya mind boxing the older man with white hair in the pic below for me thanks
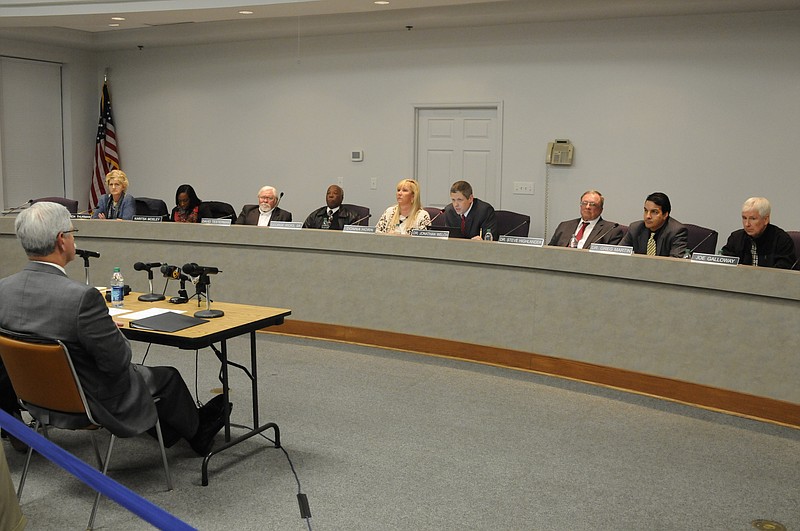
[721,197,796,269]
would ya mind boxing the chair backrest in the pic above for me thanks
[424,207,445,225]
[198,201,236,223]
[134,197,169,218]
[684,223,718,254]
[495,210,530,237]
[787,231,800,269]
[0,329,96,428]
[342,204,370,225]
[33,196,79,214]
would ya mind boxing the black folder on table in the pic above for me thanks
[129,311,208,332]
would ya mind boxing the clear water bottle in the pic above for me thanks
[568,234,578,248]
[483,229,493,241]
[111,267,124,307]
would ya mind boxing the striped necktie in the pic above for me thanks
[750,241,758,266]
[646,232,657,256]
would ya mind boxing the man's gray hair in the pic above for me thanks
[742,197,771,218]
[15,201,72,257]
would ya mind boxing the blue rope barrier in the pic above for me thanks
[0,409,195,530]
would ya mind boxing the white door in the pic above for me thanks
[415,106,501,209]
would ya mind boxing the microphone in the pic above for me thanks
[275,191,285,208]
[587,223,620,247]
[351,213,372,226]
[76,249,100,259]
[788,258,799,271]
[133,261,163,272]
[134,262,166,302]
[429,210,444,225]
[2,199,33,216]
[502,218,530,237]
[685,231,715,258]
[182,263,222,277]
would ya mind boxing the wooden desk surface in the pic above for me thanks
[111,292,291,349]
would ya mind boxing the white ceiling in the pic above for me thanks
[1,0,800,50]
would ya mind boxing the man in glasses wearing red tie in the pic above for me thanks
[548,190,624,249]
[443,180,497,240]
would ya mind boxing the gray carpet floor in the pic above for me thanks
[4,333,799,530]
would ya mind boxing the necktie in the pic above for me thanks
[574,222,589,246]
[327,209,334,223]
[461,214,466,235]
[647,232,657,256]
[750,241,758,267]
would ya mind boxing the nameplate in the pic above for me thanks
[411,229,449,239]
[270,221,303,230]
[71,213,92,219]
[201,218,232,226]
[589,243,634,255]
[132,215,163,222]
[498,235,544,247]
[343,225,376,233]
[690,253,739,266]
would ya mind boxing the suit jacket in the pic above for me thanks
[0,262,157,437]
[302,205,359,230]
[236,205,293,226]
[443,198,497,239]
[720,224,796,269]
[92,192,136,220]
[620,217,688,258]
[548,217,624,248]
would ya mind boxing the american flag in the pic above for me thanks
[90,81,120,209]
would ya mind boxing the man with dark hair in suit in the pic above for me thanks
[721,197,796,268]
[236,185,292,226]
[443,180,497,240]
[548,189,624,248]
[303,184,360,230]
[620,192,688,258]
[0,202,227,455]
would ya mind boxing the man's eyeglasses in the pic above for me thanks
[62,229,79,236]
[580,201,599,208]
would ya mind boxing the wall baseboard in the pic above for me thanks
[267,320,800,429]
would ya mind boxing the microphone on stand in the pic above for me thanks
[76,249,100,285]
[429,210,444,225]
[2,199,33,216]
[133,262,166,301]
[182,263,224,318]
[502,219,530,238]
[587,223,620,248]
[683,231,715,259]
[275,191,285,208]
[350,213,372,226]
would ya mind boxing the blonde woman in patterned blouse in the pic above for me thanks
[375,179,431,235]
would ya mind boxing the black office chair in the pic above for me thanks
[198,201,236,223]
[787,231,800,269]
[33,196,79,214]
[342,204,370,226]
[495,210,530,237]
[684,223,718,255]
[134,197,169,219]
[424,207,445,225]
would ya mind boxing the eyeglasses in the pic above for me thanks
[258,196,275,201]
[62,229,79,236]
[580,201,600,208]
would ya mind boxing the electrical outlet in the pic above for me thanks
[513,181,534,195]
[370,178,377,190]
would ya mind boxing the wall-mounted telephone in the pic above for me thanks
[546,139,574,166]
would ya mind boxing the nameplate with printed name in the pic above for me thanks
[71,213,92,219]
[270,221,303,230]
[201,218,232,226]
[690,253,739,266]
[589,243,634,255]
[411,229,449,239]
[498,235,544,247]
[343,225,376,233]
[132,215,164,222]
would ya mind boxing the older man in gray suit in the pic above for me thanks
[0,202,226,455]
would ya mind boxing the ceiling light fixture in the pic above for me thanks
[111,17,125,21]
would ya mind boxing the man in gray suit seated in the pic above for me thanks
[0,202,227,455]
[548,189,624,248]
[620,191,688,258]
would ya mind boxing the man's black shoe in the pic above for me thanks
[199,395,226,422]
[189,412,226,456]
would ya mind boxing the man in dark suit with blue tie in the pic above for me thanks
[443,180,497,240]
[0,202,227,455]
